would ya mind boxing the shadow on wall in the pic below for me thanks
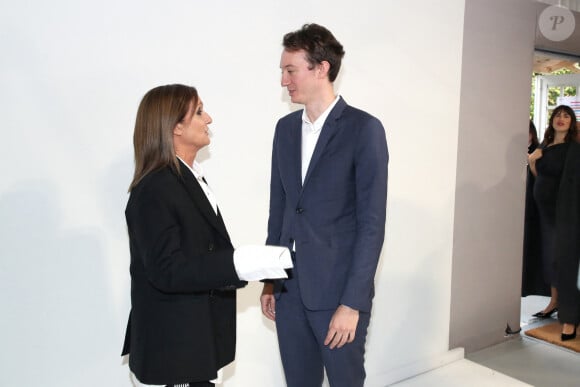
[0,180,117,386]
[98,149,133,236]
[365,194,452,385]
[450,133,526,352]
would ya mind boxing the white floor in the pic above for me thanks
[390,358,531,386]
[388,296,579,387]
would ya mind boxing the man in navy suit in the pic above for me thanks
[260,24,388,387]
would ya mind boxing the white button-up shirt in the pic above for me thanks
[301,96,340,182]
[177,157,219,215]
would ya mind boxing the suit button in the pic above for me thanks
[208,243,214,251]
[296,208,304,214]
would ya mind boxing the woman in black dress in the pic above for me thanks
[521,121,547,298]
[528,105,580,341]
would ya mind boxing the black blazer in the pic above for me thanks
[554,141,580,324]
[121,161,246,385]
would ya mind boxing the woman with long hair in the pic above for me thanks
[528,104,580,341]
[121,84,290,386]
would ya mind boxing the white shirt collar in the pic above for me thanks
[176,156,218,214]
[177,156,204,181]
[301,95,340,131]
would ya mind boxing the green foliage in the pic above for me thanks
[530,68,577,120]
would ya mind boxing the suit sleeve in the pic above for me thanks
[266,123,285,246]
[340,116,388,312]
[126,182,243,294]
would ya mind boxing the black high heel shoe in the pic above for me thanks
[561,326,577,341]
[532,307,558,319]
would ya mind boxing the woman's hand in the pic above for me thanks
[528,148,543,176]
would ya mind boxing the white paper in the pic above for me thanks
[233,245,293,281]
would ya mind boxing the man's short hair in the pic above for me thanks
[283,23,345,82]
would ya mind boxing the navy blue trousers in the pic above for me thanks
[275,267,370,387]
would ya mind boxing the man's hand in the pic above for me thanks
[260,282,276,321]
[324,304,359,349]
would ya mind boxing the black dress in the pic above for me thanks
[522,143,549,296]
[533,142,569,289]
[529,141,580,325]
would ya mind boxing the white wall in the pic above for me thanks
[449,0,536,353]
[0,1,466,385]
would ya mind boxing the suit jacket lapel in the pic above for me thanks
[176,161,231,242]
[215,208,231,241]
[287,115,303,190]
[302,97,347,188]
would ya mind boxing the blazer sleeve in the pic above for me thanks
[266,122,285,247]
[340,116,388,312]
[126,179,244,294]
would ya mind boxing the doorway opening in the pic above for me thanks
[521,50,580,336]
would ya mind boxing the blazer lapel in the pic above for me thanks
[285,114,303,190]
[215,208,229,237]
[302,97,347,188]
[177,161,231,242]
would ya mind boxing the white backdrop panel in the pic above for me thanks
[0,1,465,385]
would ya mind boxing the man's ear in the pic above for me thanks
[317,61,331,79]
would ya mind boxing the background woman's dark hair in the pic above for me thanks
[129,84,198,192]
[282,23,345,82]
[541,104,578,146]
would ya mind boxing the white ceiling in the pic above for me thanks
[537,0,580,12]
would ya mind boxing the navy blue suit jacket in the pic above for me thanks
[266,97,388,313]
